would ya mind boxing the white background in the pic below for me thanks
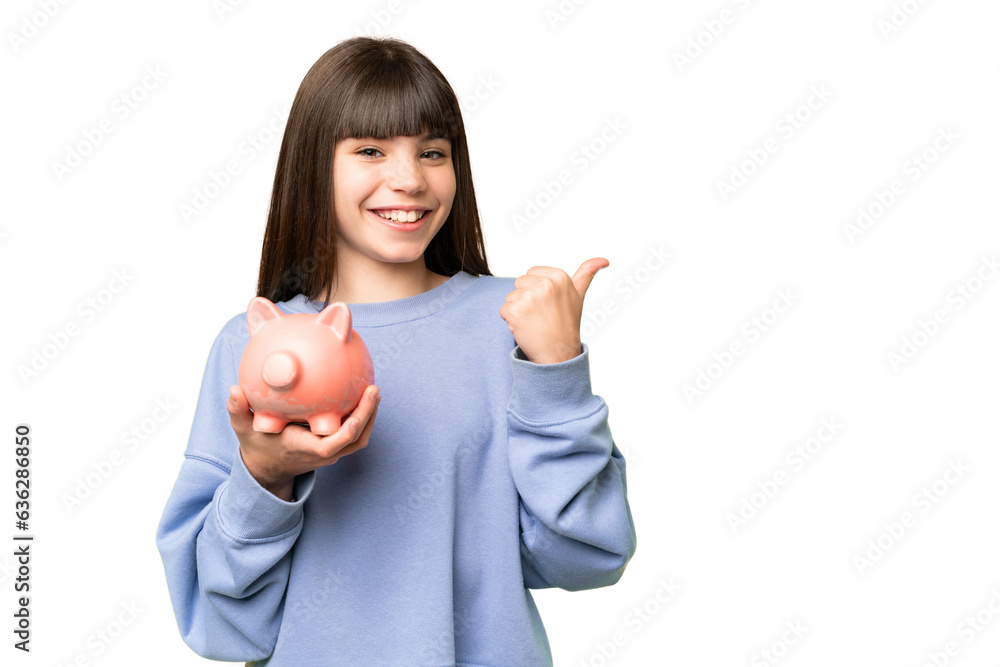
[2,0,999,665]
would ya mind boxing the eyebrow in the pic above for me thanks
[421,128,448,141]
[343,131,449,144]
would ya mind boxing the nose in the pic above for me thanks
[262,351,298,391]
[383,155,425,194]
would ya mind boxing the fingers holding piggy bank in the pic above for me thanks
[229,297,378,499]
[227,381,380,501]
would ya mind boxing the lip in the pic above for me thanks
[367,208,430,232]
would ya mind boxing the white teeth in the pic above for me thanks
[374,209,426,223]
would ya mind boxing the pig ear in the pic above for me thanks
[246,297,284,337]
[316,302,353,342]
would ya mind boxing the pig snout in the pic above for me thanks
[261,351,299,391]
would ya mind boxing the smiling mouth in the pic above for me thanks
[370,209,429,223]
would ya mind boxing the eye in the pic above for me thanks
[353,146,448,159]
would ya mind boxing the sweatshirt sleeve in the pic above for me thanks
[155,324,317,662]
[506,342,637,592]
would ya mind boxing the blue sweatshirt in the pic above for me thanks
[155,270,637,666]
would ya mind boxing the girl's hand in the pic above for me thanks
[227,384,381,501]
[499,257,609,365]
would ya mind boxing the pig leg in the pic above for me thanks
[307,412,342,437]
[252,412,290,433]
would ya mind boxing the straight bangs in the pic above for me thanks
[332,59,460,146]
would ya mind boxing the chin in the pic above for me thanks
[373,252,428,265]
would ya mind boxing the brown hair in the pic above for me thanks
[256,36,492,303]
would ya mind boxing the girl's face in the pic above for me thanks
[332,132,455,273]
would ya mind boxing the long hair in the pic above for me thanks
[256,36,492,303]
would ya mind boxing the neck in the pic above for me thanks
[318,257,445,304]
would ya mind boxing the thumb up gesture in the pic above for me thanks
[499,258,609,364]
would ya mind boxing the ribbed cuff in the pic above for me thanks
[216,447,316,542]
[508,342,603,423]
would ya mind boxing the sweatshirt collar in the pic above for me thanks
[277,271,476,327]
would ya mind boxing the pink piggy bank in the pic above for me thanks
[237,296,375,436]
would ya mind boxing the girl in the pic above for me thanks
[156,35,636,667]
